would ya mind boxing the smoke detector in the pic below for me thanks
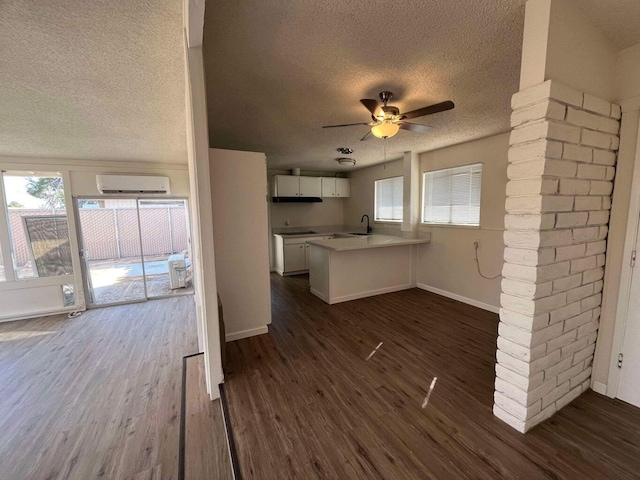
[337,158,356,166]
[337,147,353,155]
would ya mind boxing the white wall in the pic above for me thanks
[416,133,508,311]
[210,148,271,341]
[270,200,344,229]
[343,159,404,236]
[521,0,617,100]
[593,42,640,389]
[0,155,189,322]
[545,0,617,101]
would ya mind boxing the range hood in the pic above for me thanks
[272,196,322,203]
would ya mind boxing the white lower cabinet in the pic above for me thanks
[274,234,335,275]
[284,244,306,272]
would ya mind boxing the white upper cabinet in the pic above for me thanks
[321,177,336,197]
[274,175,300,196]
[299,176,322,197]
[321,177,350,198]
[274,175,349,198]
[336,178,350,197]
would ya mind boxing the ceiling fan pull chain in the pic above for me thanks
[383,140,387,169]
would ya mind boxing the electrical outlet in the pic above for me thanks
[474,239,480,249]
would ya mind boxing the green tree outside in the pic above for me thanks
[25,177,65,210]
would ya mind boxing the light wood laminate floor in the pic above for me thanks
[223,273,640,479]
[0,297,198,480]
[185,354,233,480]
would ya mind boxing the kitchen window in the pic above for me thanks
[374,176,403,222]
[422,163,482,226]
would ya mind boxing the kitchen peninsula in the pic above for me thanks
[306,234,430,304]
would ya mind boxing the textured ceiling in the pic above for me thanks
[203,0,528,171]
[576,0,640,50]
[0,0,187,164]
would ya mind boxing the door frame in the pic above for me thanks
[605,116,640,398]
[73,195,193,309]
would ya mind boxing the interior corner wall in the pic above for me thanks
[343,159,404,236]
[545,0,617,101]
[416,133,509,312]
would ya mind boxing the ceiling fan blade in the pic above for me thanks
[360,130,372,141]
[399,122,432,134]
[322,122,370,128]
[360,99,379,116]
[401,100,455,120]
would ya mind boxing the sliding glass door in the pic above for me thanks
[75,197,191,307]
[138,199,191,299]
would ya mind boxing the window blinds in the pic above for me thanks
[422,163,482,225]
[374,176,403,222]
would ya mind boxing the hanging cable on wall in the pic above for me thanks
[474,241,501,280]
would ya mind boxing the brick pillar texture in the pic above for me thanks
[495,80,621,432]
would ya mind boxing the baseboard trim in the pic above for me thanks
[0,306,83,323]
[416,283,500,314]
[591,381,608,395]
[219,383,243,480]
[330,284,412,304]
[225,326,269,342]
[310,287,330,303]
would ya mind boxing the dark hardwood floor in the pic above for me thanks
[0,297,198,480]
[224,273,640,479]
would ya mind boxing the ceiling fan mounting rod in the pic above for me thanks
[379,91,393,105]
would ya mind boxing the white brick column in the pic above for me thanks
[494,80,620,433]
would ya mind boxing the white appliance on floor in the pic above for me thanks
[168,254,187,289]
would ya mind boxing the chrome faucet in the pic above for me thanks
[361,214,372,233]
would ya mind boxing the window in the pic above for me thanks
[2,172,73,279]
[374,176,403,222]
[422,163,482,226]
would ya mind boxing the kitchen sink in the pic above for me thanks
[347,232,371,236]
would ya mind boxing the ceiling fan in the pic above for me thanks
[322,91,454,141]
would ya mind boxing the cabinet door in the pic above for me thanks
[335,178,350,197]
[284,244,306,272]
[321,178,336,197]
[299,176,322,197]
[276,176,300,196]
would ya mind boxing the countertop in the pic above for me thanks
[306,234,430,252]
[273,232,334,238]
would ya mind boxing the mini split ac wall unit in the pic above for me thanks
[96,175,171,194]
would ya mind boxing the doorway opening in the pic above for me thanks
[74,197,193,307]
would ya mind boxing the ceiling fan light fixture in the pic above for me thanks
[337,157,356,166]
[371,121,400,139]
